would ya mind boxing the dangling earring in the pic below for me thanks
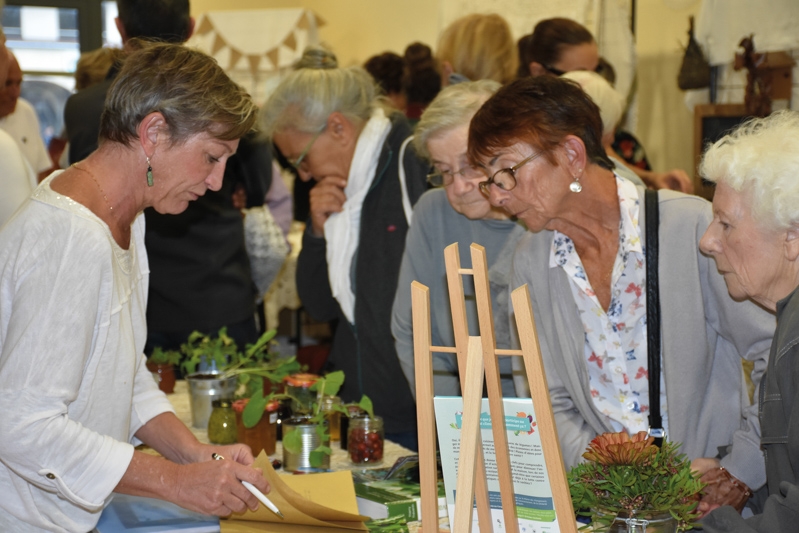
[569,170,583,193]
[146,157,154,187]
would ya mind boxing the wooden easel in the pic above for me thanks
[412,243,576,533]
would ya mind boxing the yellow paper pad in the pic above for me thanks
[222,452,368,532]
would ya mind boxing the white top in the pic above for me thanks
[0,173,174,532]
[0,98,52,183]
[0,129,34,229]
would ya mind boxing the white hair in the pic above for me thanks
[413,79,500,161]
[700,109,799,230]
[561,70,625,138]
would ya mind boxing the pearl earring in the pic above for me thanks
[569,171,583,193]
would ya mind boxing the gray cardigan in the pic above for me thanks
[510,187,775,491]
[391,189,526,398]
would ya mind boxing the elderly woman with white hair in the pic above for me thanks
[700,110,799,531]
[391,80,525,397]
[262,47,428,449]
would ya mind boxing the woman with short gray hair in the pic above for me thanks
[262,47,428,449]
[0,41,265,531]
[391,80,525,398]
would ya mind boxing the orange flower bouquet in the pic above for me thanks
[568,431,702,532]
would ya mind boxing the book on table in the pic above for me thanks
[434,396,563,533]
[352,462,448,525]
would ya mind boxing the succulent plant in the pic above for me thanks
[569,431,703,532]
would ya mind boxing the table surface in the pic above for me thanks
[165,380,414,472]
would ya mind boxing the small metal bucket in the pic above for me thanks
[282,417,330,473]
[186,372,237,429]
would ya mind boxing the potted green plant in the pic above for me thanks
[179,327,300,429]
[244,370,373,470]
[569,431,703,532]
[146,346,181,394]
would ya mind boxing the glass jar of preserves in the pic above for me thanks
[347,414,384,465]
[283,373,320,414]
[232,398,278,455]
[320,396,343,442]
[207,399,237,444]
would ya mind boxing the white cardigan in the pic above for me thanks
[511,187,775,491]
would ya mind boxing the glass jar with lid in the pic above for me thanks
[232,398,278,455]
[282,373,320,414]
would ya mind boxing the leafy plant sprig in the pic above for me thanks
[569,432,703,532]
[178,326,302,410]
[148,346,182,366]
[244,370,373,467]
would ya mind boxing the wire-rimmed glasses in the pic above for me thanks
[290,128,324,172]
[478,151,542,196]
[426,164,483,187]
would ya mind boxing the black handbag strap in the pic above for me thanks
[645,189,664,447]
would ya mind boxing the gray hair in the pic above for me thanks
[700,109,799,230]
[413,79,500,161]
[561,70,625,138]
[261,47,381,137]
[100,40,257,146]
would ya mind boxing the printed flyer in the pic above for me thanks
[434,397,561,533]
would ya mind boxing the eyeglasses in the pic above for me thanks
[478,151,542,196]
[290,128,324,172]
[426,164,483,187]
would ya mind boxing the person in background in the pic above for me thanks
[0,50,53,184]
[697,110,799,530]
[436,13,517,86]
[64,0,194,165]
[262,46,429,451]
[54,46,124,170]
[520,17,694,193]
[516,33,535,79]
[0,41,267,532]
[0,28,35,228]
[364,51,407,112]
[392,80,524,399]
[65,0,272,357]
[468,75,774,512]
[74,46,124,91]
[561,70,644,187]
[401,42,440,124]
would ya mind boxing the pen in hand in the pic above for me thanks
[212,453,285,519]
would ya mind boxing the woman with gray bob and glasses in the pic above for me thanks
[699,110,799,531]
[261,47,428,449]
[391,80,526,399]
[0,42,266,531]
[468,75,775,514]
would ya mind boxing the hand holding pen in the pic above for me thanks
[213,453,284,519]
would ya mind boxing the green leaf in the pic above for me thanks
[321,370,345,396]
[243,391,267,428]
[358,395,374,418]
[282,428,302,454]
[309,447,330,468]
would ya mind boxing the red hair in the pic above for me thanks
[467,76,613,171]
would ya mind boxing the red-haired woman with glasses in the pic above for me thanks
[468,75,774,516]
